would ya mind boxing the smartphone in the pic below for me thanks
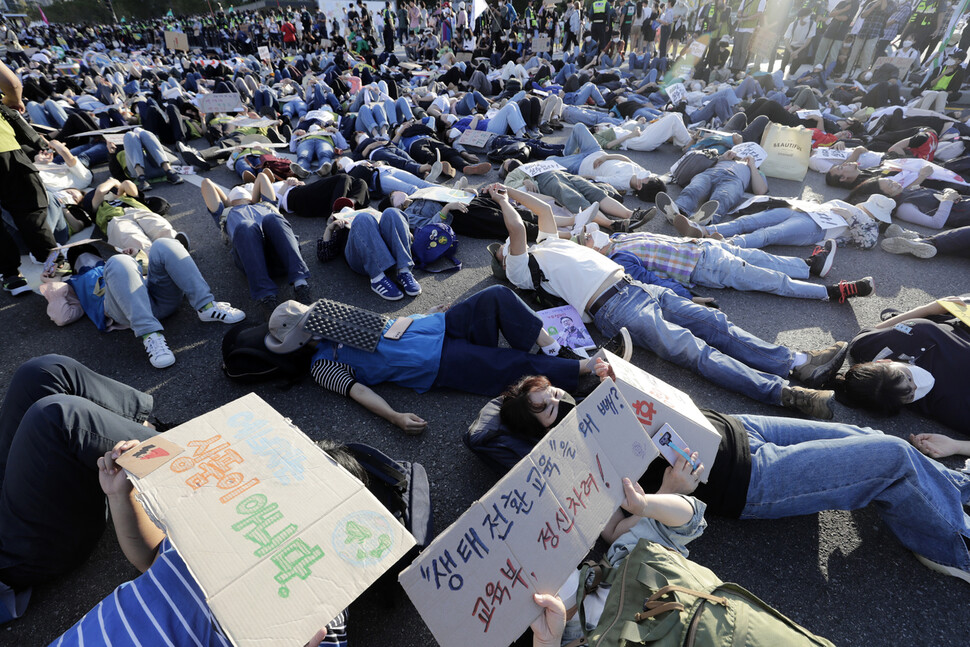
[495,187,507,195]
[383,316,414,340]
[652,424,697,469]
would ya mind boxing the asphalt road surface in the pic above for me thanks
[2,123,968,647]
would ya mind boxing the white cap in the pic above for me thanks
[228,185,251,203]
[860,194,895,223]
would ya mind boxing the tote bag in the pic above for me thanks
[760,123,813,181]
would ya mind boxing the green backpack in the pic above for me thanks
[568,539,836,647]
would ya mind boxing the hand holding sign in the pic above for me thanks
[98,439,142,496]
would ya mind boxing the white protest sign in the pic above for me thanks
[333,206,384,227]
[665,82,687,105]
[164,30,189,52]
[788,199,849,232]
[117,394,415,647]
[592,349,721,483]
[533,36,551,52]
[456,52,473,62]
[197,92,245,114]
[795,109,822,120]
[518,160,565,177]
[457,129,495,148]
[813,146,850,160]
[409,186,476,204]
[400,380,657,647]
[731,142,766,168]
[103,133,127,146]
[258,45,271,62]
[230,116,279,128]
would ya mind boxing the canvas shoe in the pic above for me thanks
[826,277,874,303]
[690,200,719,225]
[293,283,313,305]
[198,301,246,324]
[2,273,31,296]
[790,342,848,388]
[371,275,404,300]
[165,169,183,185]
[807,239,837,277]
[143,332,176,369]
[603,326,633,362]
[135,175,152,193]
[913,553,970,584]
[654,191,681,223]
[289,162,310,179]
[175,232,190,251]
[781,386,834,420]
[881,237,937,258]
[256,295,278,321]
[673,213,706,238]
[397,271,422,297]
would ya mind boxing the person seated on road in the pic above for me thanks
[200,171,312,319]
[590,228,875,303]
[317,205,423,301]
[653,149,768,226]
[53,433,356,645]
[487,183,847,419]
[838,295,970,434]
[80,177,187,254]
[54,239,244,369]
[264,285,629,435]
[497,367,970,587]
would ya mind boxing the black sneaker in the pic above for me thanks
[136,175,152,193]
[602,326,632,361]
[629,208,654,231]
[177,142,212,171]
[781,386,835,419]
[175,232,190,251]
[790,341,848,388]
[292,283,313,305]
[165,169,184,185]
[2,273,31,296]
[556,345,585,360]
[826,277,874,303]
[807,239,837,278]
[655,191,681,223]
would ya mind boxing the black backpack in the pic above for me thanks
[220,322,314,386]
[462,397,535,474]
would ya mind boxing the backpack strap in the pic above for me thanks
[345,442,408,488]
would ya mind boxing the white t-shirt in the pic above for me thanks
[506,232,624,322]
[578,151,651,192]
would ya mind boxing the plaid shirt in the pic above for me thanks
[858,1,896,40]
[605,232,703,286]
[882,2,911,41]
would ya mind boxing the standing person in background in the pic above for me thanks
[901,0,945,62]
[844,0,894,79]
[589,0,611,52]
[781,7,818,75]
[620,0,638,52]
[813,0,857,69]
[564,1,583,54]
[382,1,396,52]
[729,0,765,74]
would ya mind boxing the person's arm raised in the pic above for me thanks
[504,183,558,237]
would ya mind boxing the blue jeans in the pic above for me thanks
[564,82,606,106]
[548,122,602,174]
[296,138,335,170]
[738,414,970,571]
[123,128,167,177]
[343,208,413,279]
[0,355,156,587]
[66,141,108,167]
[370,145,425,177]
[692,241,827,300]
[283,99,309,121]
[356,104,389,135]
[456,91,490,116]
[226,203,310,300]
[675,167,746,219]
[102,239,214,337]
[377,167,436,194]
[26,99,68,129]
[561,106,623,127]
[710,208,822,249]
[383,97,414,124]
[593,281,793,405]
[485,102,527,136]
[687,95,734,124]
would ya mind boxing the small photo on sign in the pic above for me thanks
[116,436,185,478]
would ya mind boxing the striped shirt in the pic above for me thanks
[605,233,704,286]
[311,358,358,396]
[52,540,349,647]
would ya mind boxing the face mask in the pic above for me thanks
[552,392,577,427]
[907,364,935,402]
[902,40,913,49]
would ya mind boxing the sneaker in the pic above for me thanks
[885,223,920,240]
[463,161,491,175]
[2,273,31,296]
[629,207,654,230]
[781,385,834,419]
[453,176,470,191]
[790,341,848,388]
[165,169,183,185]
[603,326,633,362]
[143,332,176,369]
[807,239,837,278]
[256,295,278,321]
[881,237,937,258]
[316,161,333,177]
[289,162,310,179]
[610,219,631,233]
[175,231,190,251]
[293,283,313,305]
[539,123,554,135]
[241,170,257,184]
[556,345,586,360]
[913,552,970,584]
[177,142,212,170]
[425,160,443,183]
[673,213,705,238]
[136,175,152,193]
[198,301,246,324]
[655,191,681,223]
[397,271,422,297]
[371,275,404,300]
[826,277,874,303]
[690,200,719,225]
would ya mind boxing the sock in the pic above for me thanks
[293,278,308,287]
[199,301,215,312]
[542,340,562,356]
[792,351,809,368]
[142,332,161,341]
[371,272,386,283]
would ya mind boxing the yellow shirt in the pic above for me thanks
[0,109,20,153]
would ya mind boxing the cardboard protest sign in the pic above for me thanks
[938,297,970,327]
[456,52,473,62]
[117,394,415,647]
[591,349,721,483]
[457,129,495,148]
[409,186,476,204]
[533,36,551,53]
[164,30,189,52]
[872,55,915,77]
[197,92,245,114]
[258,45,271,62]
[400,380,657,647]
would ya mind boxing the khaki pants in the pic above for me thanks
[106,210,176,253]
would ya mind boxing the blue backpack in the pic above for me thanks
[411,223,461,273]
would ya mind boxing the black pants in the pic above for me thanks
[450,196,540,242]
[0,355,156,588]
[926,226,970,258]
[409,139,469,171]
[745,98,801,127]
[861,81,902,109]
[286,173,370,217]
[0,149,53,277]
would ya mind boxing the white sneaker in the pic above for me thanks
[913,552,970,584]
[198,301,246,324]
[144,332,176,368]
